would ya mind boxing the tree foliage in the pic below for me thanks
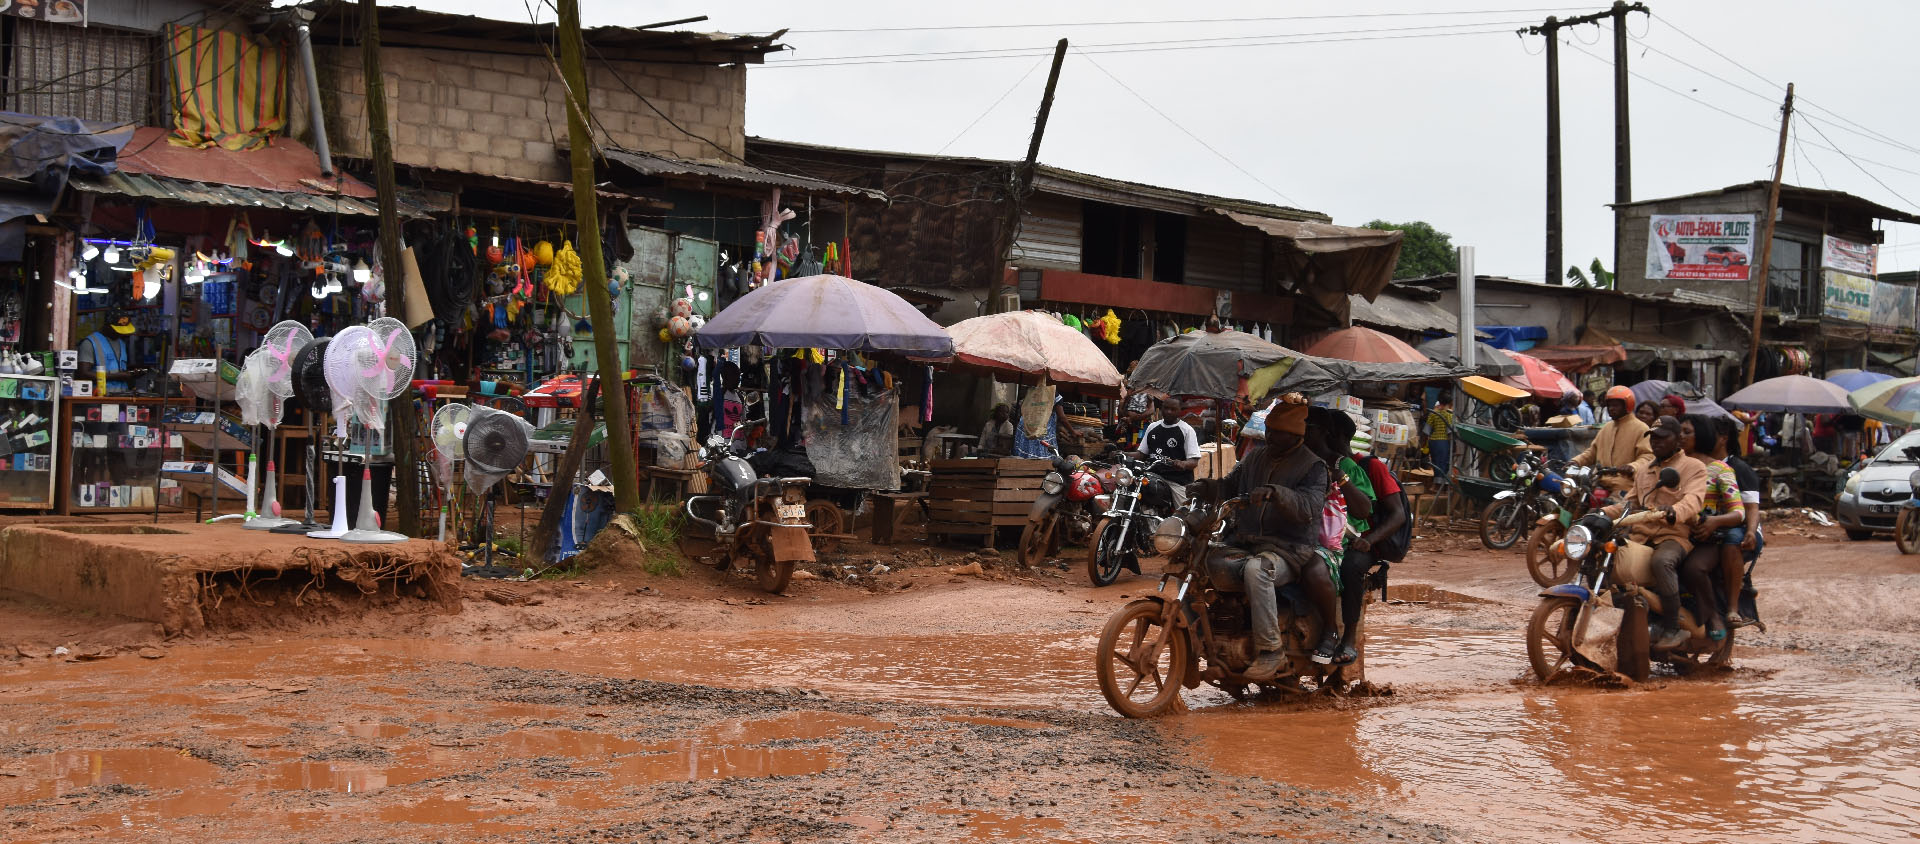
[1363,220,1456,280]
[1565,258,1615,289]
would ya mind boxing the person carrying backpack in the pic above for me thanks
[1320,409,1410,666]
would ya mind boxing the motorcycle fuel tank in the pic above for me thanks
[710,455,758,494]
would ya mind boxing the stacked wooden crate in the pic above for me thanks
[925,457,1049,545]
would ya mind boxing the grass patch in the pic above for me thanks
[632,505,684,576]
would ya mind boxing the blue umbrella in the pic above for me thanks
[1825,369,1893,393]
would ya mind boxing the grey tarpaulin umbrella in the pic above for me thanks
[1417,336,1522,377]
[1128,329,1316,400]
[694,274,954,357]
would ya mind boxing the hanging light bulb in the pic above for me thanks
[312,282,327,299]
[74,272,89,294]
[184,262,206,285]
[325,274,344,294]
[102,244,120,264]
[141,277,160,300]
[275,241,294,257]
[81,243,99,261]
[352,258,371,284]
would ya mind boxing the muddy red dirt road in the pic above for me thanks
[3,519,1918,842]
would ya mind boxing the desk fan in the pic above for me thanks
[430,402,472,542]
[273,336,330,534]
[244,321,313,530]
[463,404,533,567]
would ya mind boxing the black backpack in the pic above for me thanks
[1364,457,1414,563]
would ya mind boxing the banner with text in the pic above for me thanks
[1645,214,1757,281]
[1871,281,1916,331]
[1824,270,1875,323]
[1,1,85,24]
[1823,235,1879,277]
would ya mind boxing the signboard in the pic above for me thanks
[1823,235,1879,277]
[1824,270,1874,323]
[1871,281,1916,331]
[1,1,85,24]
[1645,214,1757,281]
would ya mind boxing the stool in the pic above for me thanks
[642,467,697,502]
[871,491,928,545]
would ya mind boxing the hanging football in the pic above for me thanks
[668,315,692,339]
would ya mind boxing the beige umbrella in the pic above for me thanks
[945,311,1123,395]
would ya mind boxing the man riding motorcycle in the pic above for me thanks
[1214,394,1335,680]
[1601,415,1707,650]
[1138,396,1203,504]
[1572,384,1653,469]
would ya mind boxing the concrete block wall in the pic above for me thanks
[320,46,746,183]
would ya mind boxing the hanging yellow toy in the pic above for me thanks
[546,240,582,295]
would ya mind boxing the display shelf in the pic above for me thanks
[59,395,181,514]
[0,374,61,508]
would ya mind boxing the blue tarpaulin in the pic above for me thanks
[0,112,132,259]
[1477,325,1548,351]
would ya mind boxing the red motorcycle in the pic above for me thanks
[1017,452,1120,569]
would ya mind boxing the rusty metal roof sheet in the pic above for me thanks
[73,172,432,219]
[602,147,884,200]
[300,2,786,65]
[72,127,431,217]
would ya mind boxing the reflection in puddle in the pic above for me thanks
[264,759,436,794]
[1187,669,1920,843]
[608,744,837,784]
[340,721,409,739]
[0,748,221,804]
[701,712,894,744]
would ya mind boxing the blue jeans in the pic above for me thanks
[1429,439,1451,485]
[1715,525,1765,564]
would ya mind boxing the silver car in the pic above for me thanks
[1836,431,1920,540]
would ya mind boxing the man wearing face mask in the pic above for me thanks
[1603,415,1707,650]
[1217,393,1335,680]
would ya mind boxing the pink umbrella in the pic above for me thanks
[1500,351,1578,400]
[1303,326,1429,364]
[944,310,1123,395]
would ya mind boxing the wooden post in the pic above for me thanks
[359,0,419,535]
[557,0,641,513]
[1746,83,1794,387]
[984,39,1067,314]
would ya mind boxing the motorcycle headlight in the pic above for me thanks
[1151,516,1187,555]
[1041,471,1064,496]
[1908,469,1920,490]
[1113,466,1135,487]
[1516,461,1535,479]
[1563,525,1592,561]
[1560,478,1579,497]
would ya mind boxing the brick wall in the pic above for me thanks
[319,46,745,183]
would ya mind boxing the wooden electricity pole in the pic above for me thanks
[557,0,640,513]
[360,0,419,535]
[984,38,1067,314]
[1746,83,1795,387]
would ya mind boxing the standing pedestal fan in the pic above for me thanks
[311,327,373,540]
[244,321,314,530]
[274,337,331,534]
[463,404,533,567]
[211,354,271,524]
[326,318,417,544]
[430,403,473,542]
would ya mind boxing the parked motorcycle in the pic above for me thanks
[1895,467,1920,555]
[1526,468,1732,683]
[1523,463,1617,586]
[1095,489,1369,718]
[680,422,815,594]
[1479,452,1558,551]
[1017,451,1119,569]
[1086,455,1181,586]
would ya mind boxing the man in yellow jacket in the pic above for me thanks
[1571,385,1653,469]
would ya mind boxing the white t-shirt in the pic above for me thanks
[1137,418,1202,460]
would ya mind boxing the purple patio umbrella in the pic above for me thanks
[694,274,954,357]
[1722,374,1853,414]
[1825,368,1893,393]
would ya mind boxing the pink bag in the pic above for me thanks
[1320,469,1348,552]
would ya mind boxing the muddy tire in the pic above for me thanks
[1480,498,1526,551]
[1087,518,1134,587]
[1096,599,1189,718]
[1706,625,1735,668]
[1525,520,1574,587]
[805,500,844,553]
[1898,509,1920,555]
[755,558,794,594]
[1617,596,1651,682]
[1017,512,1059,570]
[1526,596,1581,682]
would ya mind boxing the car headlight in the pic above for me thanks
[1845,473,1862,496]
[1563,525,1592,561]
[1041,471,1064,496]
[1113,466,1135,487]
[1151,516,1187,555]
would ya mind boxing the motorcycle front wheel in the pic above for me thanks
[1480,497,1527,550]
[1526,596,1581,682]
[1525,520,1574,587]
[1087,517,1134,587]
[1017,511,1060,569]
[756,558,794,594]
[1095,599,1189,718]
[1898,508,1920,555]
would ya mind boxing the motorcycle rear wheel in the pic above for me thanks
[1480,498,1527,551]
[1096,599,1189,718]
[1898,509,1920,555]
[1525,521,1574,587]
[756,558,794,594]
[1017,512,1059,569]
[1087,518,1133,587]
[1526,596,1581,683]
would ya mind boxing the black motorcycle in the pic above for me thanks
[1086,456,1181,587]
[1479,453,1562,551]
[680,421,815,594]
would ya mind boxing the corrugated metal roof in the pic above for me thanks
[301,1,786,65]
[73,172,431,218]
[1348,291,1462,334]
[601,147,883,200]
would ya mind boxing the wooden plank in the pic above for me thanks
[992,487,1043,501]
[993,502,1035,516]
[931,499,994,514]
[990,515,1029,526]
[930,524,994,536]
[996,459,1052,471]
[931,458,999,471]
[997,477,1046,489]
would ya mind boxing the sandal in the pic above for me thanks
[1333,644,1359,666]
[1311,633,1340,666]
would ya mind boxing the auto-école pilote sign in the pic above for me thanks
[1644,214,1757,281]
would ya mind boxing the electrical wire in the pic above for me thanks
[585,41,747,164]
[1799,116,1920,212]
[1072,48,1301,208]
[779,8,1591,34]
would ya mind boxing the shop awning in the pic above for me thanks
[1348,290,1462,334]
[600,147,884,200]
[1210,208,1403,300]
[1478,325,1547,351]
[1525,344,1627,374]
[1582,327,1738,369]
[69,126,426,217]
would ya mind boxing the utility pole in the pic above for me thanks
[984,38,1067,314]
[1746,83,1794,387]
[557,0,641,513]
[1522,2,1646,285]
[361,0,419,535]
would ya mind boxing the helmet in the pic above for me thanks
[1604,385,1634,404]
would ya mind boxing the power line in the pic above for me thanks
[780,8,1591,34]
[761,23,1524,68]
[932,58,1046,156]
[1072,48,1301,208]
[1799,116,1920,212]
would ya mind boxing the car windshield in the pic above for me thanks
[1872,438,1920,465]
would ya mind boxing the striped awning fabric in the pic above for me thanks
[165,24,288,151]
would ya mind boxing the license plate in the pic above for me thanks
[777,503,806,521]
[1874,504,1897,514]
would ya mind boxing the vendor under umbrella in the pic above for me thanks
[78,308,142,393]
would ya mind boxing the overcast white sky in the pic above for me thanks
[410,1,1920,281]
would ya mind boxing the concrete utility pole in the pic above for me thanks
[360,0,419,535]
[984,38,1067,315]
[1746,83,1795,387]
[557,0,641,513]
[1522,2,1647,284]
[1458,247,1476,372]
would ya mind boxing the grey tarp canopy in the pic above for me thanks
[1417,335,1524,376]
[1128,329,1459,401]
